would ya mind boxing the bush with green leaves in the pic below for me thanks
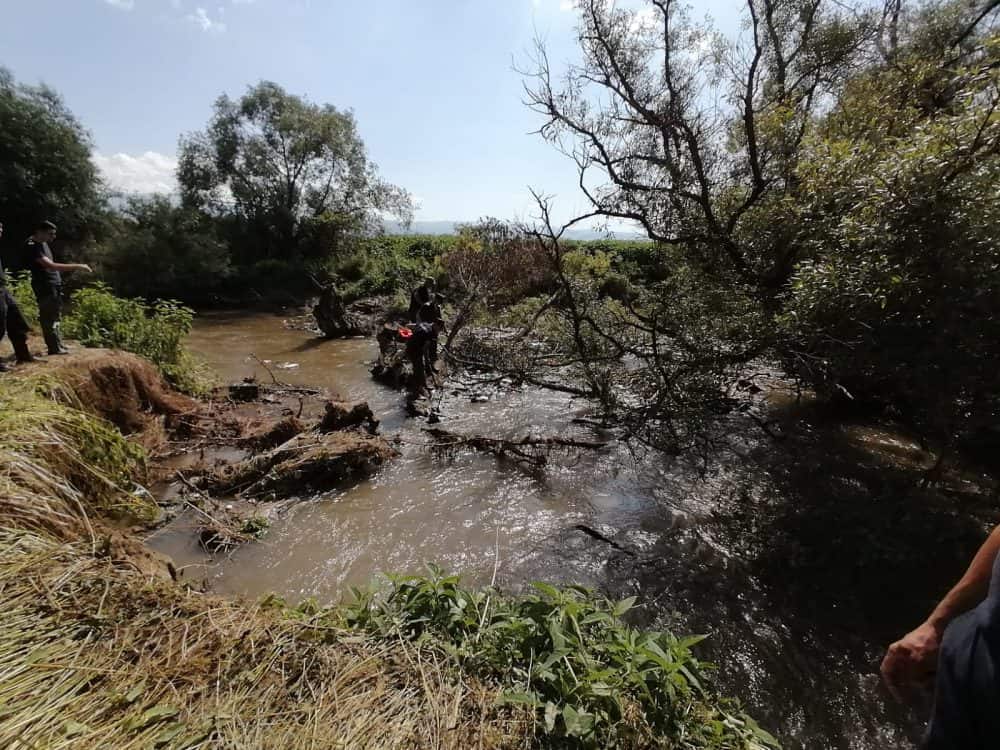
[7,272,39,328]
[61,283,205,394]
[324,235,455,300]
[339,567,779,749]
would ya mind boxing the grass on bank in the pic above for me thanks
[0,368,779,749]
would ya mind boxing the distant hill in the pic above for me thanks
[384,220,647,241]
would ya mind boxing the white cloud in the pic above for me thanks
[103,0,135,9]
[559,0,576,10]
[186,6,226,33]
[92,151,178,195]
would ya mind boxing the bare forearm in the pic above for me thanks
[49,262,84,272]
[926,525,1000,630]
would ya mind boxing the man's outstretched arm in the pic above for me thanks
[881,525,1000,697]
[35,255,91,273]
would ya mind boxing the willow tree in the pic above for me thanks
[178,81,412,264]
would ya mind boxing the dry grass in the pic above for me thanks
[0,529,528,749]
[0,373,530,749]
[0,375,154,542]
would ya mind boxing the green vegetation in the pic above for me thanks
[8,277,207,394]
[178,80,412,265]
[61,283,207,394]
[0,67,105,268]
[341,568,778,748]
[0,376,153,540]
[509,0,1000,455]
[94,195,232,302]
[6,271,38,327]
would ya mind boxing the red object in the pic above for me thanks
[398,327,413,339]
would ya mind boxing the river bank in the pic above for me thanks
[0,341,775,749]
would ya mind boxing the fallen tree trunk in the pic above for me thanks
[312,283,369,338]
[423,427,607,467]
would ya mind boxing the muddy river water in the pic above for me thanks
[148,311,985,749]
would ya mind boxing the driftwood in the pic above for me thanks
[423,427,607,467]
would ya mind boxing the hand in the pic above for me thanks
[881,621,943,699]
[77,263,93,273]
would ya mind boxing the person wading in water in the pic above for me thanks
[408,277,441,324]
[403,316,445,407]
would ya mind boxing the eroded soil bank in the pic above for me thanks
[15,344,399,568]
[147,310,999,750]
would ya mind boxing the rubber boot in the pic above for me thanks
[0,360,9,373]
[12,338,36,364]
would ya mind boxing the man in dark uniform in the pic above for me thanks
[883,525,1000,748]
[0,221,35,370]
[25,221,91,355]
[405,317,445,401]
[408,277,441,324]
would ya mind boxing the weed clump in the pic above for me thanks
[340,567,780,749]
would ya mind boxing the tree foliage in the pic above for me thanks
[0,67,103,265]
[95,195,231,303]
[519,0,1000,451]
[178,81,413,264]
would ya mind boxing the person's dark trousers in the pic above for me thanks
[924,581,1000,747]
[427,337,438,369]
[36,287,64,354]
[406,341,427,397]
[0,289,33,363]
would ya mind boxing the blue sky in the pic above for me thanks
[0,0,733,225]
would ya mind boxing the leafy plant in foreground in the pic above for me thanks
[339,567,779,749]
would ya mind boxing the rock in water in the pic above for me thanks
[229,381,261,402]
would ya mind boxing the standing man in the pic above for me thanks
[404,317,445,403]
[0,221,36,370]
[25,221,91,355]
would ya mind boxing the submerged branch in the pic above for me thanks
[423,427,608,467]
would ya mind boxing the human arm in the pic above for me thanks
[35,254,91,273]
[881,525,1000,698]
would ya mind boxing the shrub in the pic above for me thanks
[326,235,453,301]
[340,567,779,749]
[95,195,232,303]
[7,271,38,327]
[61,283,206,394]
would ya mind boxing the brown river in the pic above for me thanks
[148,311,993,750]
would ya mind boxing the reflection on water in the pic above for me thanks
[147,310,974,750]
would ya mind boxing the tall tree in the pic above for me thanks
[0,68,103,264]
[178,81,412,264]
[519,0,1000,453]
